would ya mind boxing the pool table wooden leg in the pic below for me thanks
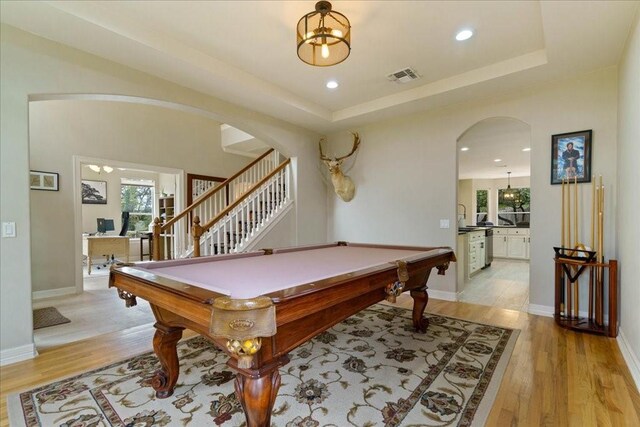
[151,322,184,398]
[234,367,281,427]
[410,288,430,333]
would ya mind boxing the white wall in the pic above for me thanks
[0,24,326,362]
[616,12,640,387]
[327,67,619,307]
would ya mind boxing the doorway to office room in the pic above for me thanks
[76,157,182,291]
[456,117,532,312]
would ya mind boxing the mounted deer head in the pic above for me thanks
[319,132,361,202]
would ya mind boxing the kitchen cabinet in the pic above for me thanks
[493,228,530,260]
[467,230,485,277]
[493,234,508,257]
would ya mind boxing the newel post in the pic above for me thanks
[192,216,204,258]
[152,217,162,261]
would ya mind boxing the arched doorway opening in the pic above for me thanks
[456,117,532,311]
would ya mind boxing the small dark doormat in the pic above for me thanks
[33,307,71,330]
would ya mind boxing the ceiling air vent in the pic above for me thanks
[386,67,420,84]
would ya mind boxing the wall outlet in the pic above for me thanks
[439,219,450,229]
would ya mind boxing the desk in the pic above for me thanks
[109,242,455,426]
[86,236,130,274]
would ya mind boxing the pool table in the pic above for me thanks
[109,241,455,427]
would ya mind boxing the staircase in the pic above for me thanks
[152,149,292,260]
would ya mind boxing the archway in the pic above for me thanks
[27,95,277,349]
[456,117,532,312]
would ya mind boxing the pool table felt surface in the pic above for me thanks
[130,245,447,299]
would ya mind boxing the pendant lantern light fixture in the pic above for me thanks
[297,1,351,67]
[504,171,516,200]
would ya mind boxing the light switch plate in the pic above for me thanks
[2,222,16,238]
[439,219,450,229]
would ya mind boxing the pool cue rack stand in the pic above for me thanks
[553,247,618,337]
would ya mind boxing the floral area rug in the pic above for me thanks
[8,304,518,426]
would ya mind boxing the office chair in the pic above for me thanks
[119,212,130,236]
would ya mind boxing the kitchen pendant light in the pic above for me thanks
[504,172,516,200]
[297,1,351,67]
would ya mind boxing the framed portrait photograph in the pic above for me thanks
[550,130,592,185]
[82,180,107,204]
[30,171,59,191]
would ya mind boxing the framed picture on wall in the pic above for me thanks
[30,171,59,191]
[82,180,107,204]
[550,129,592,185]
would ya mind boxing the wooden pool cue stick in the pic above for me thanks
[566,178,574,319]
[591,176,596,249]
[595,176,602,325]
[574,175,579,317]
[562,178,565,248]
[567,177,572,255]
[598,179,605,325]
[560,178,565,315]
[574,175,578,248]
[589,176,596,321]
[589,265,594,322]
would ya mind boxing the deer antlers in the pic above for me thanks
[319,132,360,162]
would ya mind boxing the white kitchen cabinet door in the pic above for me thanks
[493,235,508,257]
[507,235,528,259]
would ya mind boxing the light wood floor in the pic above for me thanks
[2,297,639,426]
[32,271,154,349]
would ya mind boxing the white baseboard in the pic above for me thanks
[429,289,457,302]
[0,343,38,366]
[528,304,554,317]
[32,286,76,300]
[617,328,640,392]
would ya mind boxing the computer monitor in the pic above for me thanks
[97,218,115,234]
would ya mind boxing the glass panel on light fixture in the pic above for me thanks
[297,1,351,67]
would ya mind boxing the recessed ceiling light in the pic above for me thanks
[456,29,473,41]
[494,158,502,162]
[522,147,531,152]
[326,80,339,89]
[460,147,469,151]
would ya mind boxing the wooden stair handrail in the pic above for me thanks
[160,148,275,231]
[197,158,291,233]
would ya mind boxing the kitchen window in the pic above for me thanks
[476,190,488,224]
[498,187,530,226]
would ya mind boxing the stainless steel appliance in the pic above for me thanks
[483,227,493,268]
